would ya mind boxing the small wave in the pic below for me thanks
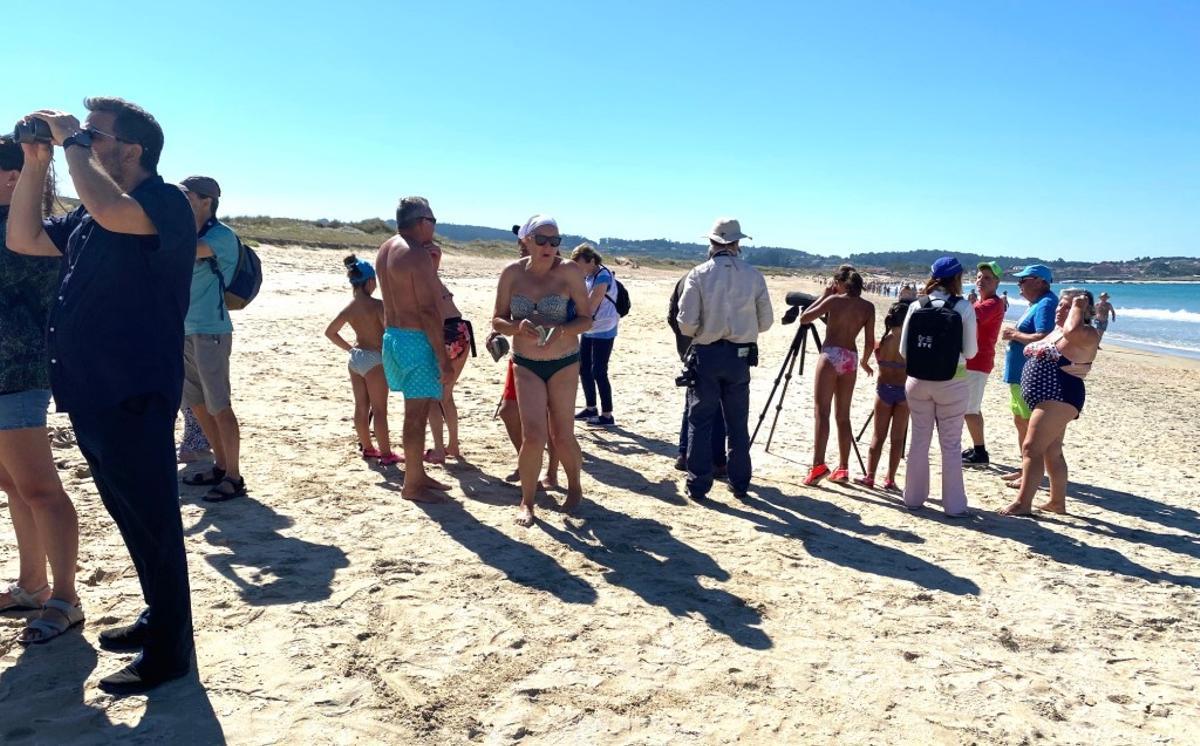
[1118,307,1200,324]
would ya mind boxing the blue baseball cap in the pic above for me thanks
[930,256,963,279]
[349,259,376,285]
[1013,264,1053,283]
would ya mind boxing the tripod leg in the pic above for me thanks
[752,326,803,446]
[764,349,800,452]
[856,411,874,442]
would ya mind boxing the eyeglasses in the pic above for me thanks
[84,126,136,144]
[533,235,563,247]
[1017,277,1034,285]
[420,216,437,225]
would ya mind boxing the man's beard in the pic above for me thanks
[98,151,126,186]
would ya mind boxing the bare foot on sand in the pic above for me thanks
[999,500,1033,516]
[1002,471,1021,482]
[562,488,582,515]
[402,487,446,504]
[1036,500,1067,514]
[515,504,535,527]
[419,475,452,491]
[445,444,462,459]
[540,475,560,490]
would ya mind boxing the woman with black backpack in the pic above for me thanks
[898,257,978,517]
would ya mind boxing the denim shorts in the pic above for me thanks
[0,388,52,431]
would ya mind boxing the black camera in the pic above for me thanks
[675,350,697,387]
[781,291,818,325]
[13,118,52,145]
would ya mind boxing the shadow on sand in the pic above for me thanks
[185,495,349,606]
[834,480,1200,588]
[409,465,598,605]
[0,632,224,742]
[540,501,772,650]
[694,485,981,596]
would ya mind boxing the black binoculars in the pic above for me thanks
[13,118,53,144]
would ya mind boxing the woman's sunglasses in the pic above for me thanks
[533,235,563,247]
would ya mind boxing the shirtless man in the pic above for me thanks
[799,265,876,485]
[1093,292,1116,340]
[375,197,453,503]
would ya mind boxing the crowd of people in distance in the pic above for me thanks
[0,96,1112,696]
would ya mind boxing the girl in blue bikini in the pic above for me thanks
[491,216,593,526]
[856,302,911,491]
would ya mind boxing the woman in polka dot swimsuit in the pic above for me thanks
[1001,290,1099,516]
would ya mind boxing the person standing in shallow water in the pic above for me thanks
[376,196,454,503]
[491,215,593,526]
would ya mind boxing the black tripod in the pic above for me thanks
[751,321,866,473]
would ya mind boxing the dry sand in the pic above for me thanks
[2,244,1198,745]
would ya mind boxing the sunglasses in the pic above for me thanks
[419,216,437,225]
[533,234,563,247]
[1017,277,1035,285]
[84,126,136,144]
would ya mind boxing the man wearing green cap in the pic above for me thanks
[962,261,1005,466]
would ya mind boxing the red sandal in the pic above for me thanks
[803,464,830,486]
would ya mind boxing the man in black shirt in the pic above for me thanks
[7,98,196,693]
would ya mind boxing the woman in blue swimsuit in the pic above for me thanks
[491,215,593,526]
[1001,289,1099,516]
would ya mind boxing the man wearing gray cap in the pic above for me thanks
[376,196,453,503]
[178,176,247,502]
[676,218,773,500]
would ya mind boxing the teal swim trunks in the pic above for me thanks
[382,327,442,399]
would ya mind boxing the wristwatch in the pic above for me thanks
[63,131,93,150]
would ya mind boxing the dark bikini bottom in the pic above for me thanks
[513,352,580,383]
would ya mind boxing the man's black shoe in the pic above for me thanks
[674,455,687,472]
[963,448,990,467]
[98,621,149,652]
[98,662,189,695]
[713,465,729,481]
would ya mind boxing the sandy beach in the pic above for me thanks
[2,243,1198,745]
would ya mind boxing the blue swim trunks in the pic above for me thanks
[382,327,442,399]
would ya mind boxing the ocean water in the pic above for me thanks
[996,282,1200,359]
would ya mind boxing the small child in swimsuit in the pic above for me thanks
[324,255,399,465]
[855,303,911,491]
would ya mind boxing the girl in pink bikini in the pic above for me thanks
[798,266,876,485]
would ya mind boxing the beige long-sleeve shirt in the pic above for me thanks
[676,252,774,345]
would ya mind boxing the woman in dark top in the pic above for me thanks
[0,138,83,643]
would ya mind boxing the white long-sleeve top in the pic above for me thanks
[899,289,978,367]
[676,252,774,345]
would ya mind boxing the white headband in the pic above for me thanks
[517,214,558,240]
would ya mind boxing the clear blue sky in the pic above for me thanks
[6,1,1197,261]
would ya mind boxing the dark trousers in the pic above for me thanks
[70,393,194,671]
[679,392,726,467]
[580,336,615,412]
[686,341,751,497]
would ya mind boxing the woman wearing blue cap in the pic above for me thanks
[325,255,398,464]
[898,256,978,516]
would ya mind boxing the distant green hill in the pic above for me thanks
[210,211,1199,281]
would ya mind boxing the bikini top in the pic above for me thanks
[873,345,906,369]
[1026,330,1094,378]
[511,294,570,324]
